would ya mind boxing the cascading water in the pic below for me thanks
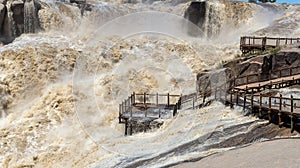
[5,3,16,42]
[24,0,39,33]
[0,0,299,167]
[204,2,226,38]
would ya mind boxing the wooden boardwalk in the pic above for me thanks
[235,74,300,92]
[118,36,300,135]
[240,36,300,54]
[226,65,300,132]
[119,93,181,135]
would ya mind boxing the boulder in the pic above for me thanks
[0,4,5,33]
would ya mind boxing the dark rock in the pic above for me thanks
[0,4,5,35]
[184,1,206,37]
[11,1,24,36]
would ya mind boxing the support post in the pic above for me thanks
[144,92,146,104]
[125,120,128,136]
[279,94,282,127]
[173,104,177,117]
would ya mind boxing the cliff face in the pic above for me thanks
[0,0,41,44]
[0,0,86,44]
[184,1,255,38]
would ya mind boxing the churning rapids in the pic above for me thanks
[0,0,300,167]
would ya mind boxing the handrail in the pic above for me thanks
[232,65,300,87]
[240,36,300,54]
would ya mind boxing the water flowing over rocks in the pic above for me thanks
[1,0,300,167]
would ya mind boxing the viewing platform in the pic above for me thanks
[119,93,181,135]
[240,36,300,54]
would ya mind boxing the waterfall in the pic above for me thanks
[6,4,16,40]
[184,1,227,39]
[204,2,226,38]
[24,0,38,33]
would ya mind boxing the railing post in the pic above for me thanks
[251,93,254,113]
[119,104,122,123]
[268,97,271,122]
[133,92,135,105]
[130,123,133,135]
[230,90,233,108]
[159,108,161,118]
[291,95,294,133]
[243,93,246,111]
[144,92,146,104]
[167,93,170,107]
[259,93,262,118]
[279,94,282,127]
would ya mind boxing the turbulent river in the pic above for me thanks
[0,0,300,167]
